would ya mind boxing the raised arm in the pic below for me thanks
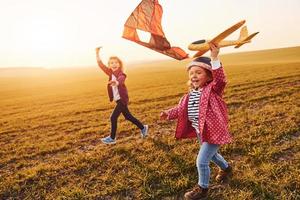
[95,47,111,76]
[211,62,227,96]
[210,43,227,96]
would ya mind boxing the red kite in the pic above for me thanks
[122,0,189,60]
[122,0,259,60]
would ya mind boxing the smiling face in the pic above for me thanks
[188,66,212,89]
[108,58,121,71]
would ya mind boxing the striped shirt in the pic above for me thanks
[188,89,202,133]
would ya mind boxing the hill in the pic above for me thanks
[221,46,300,65]
[0,46,299,199]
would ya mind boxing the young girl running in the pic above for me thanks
[96,47,148,144]
[160,43,232,199]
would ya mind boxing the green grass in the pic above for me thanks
[0,46,300,199]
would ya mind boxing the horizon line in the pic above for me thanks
[1,45,299,69]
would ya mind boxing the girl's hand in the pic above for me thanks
[108,80,119,86]
[160,111,168,120]
[209,43,220,61]
[95,46,102,54]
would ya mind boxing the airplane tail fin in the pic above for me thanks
[235,26,259,48]
[238,26,249,41]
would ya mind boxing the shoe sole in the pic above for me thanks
[141,126,149,138]
[101,140,116,144]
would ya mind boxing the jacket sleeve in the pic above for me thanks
[117,74,126,85]
[166,106,179,120]
[96,59,111,76]
[211,66,227,96]
[166,96,184,120]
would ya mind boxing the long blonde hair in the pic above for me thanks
[108,56,124,72]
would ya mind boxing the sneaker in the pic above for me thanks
[184,185,208,200]
[101,136,116,144]
[141,125,149,138]
[215,165,233,183]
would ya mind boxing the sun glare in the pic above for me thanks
[29,20,65,53]
[1,0,300,68]
[11,16,67,67]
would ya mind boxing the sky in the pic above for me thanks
[1,0,300,68]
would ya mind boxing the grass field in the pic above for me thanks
[0,46,300,199]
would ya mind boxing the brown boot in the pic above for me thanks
[215,165,233,183]
[184,185,208,200]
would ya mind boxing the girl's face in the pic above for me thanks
[108,58,120,71]
[188,66,212,89]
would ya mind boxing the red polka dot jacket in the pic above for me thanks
[166,67,232,145]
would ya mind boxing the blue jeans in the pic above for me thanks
[196,142,228,188]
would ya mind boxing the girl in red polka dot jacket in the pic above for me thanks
[160,43,233,200]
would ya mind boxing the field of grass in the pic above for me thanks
[0,46,299,199]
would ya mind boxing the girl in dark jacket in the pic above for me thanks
[96,47,148,144]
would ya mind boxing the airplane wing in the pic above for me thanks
[122,0,189,60]
[210,20,246,44]
[193,49,210,58]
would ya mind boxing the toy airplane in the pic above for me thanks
[189,20,259,57]
[123,0,259,60]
